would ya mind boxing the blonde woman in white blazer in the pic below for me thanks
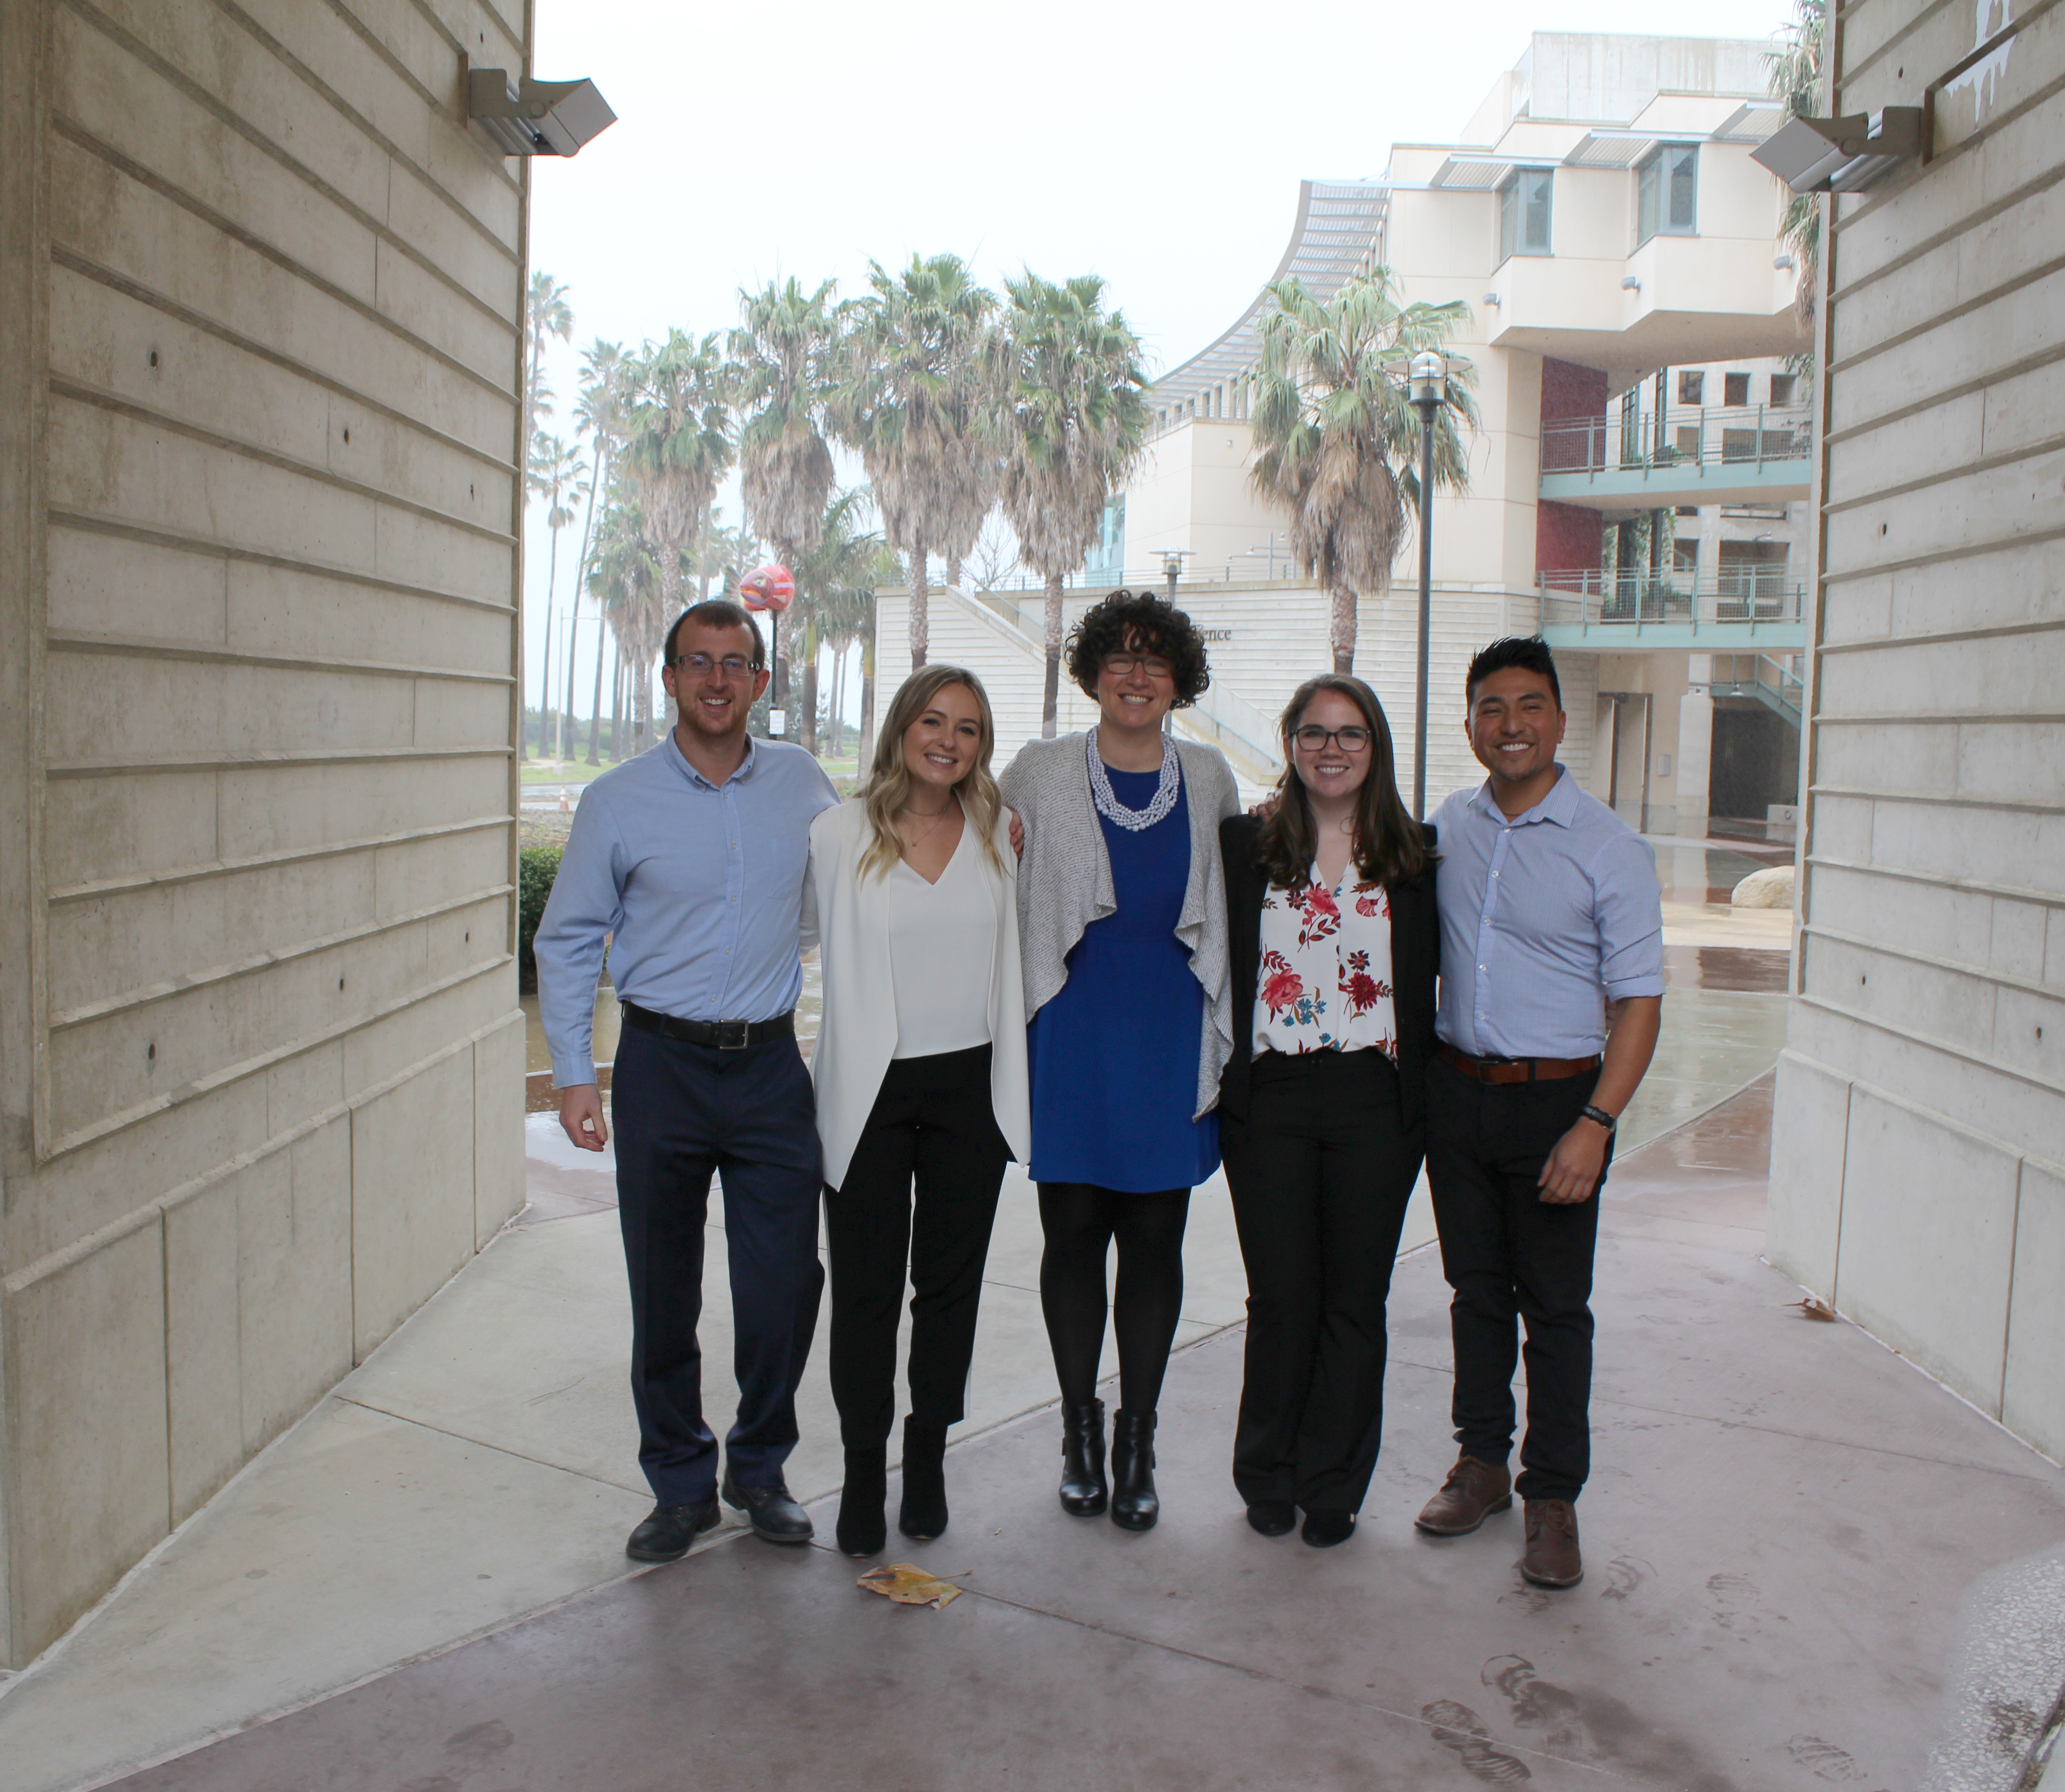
[808,664,1030,1559]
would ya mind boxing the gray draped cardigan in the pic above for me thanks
[999,732,1242,1120]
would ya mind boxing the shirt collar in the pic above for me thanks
[1467,763,1574,829]
[664,727,758,792]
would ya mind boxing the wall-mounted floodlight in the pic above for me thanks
[1773,253,1796,270]
[468,67,616,156]
[1752,108,1923,193]
[1483,291,1502,307]
[1620,275,1642,291]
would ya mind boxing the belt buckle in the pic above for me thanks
[714,1018,750,1051]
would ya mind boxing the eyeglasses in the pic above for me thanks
[1291,725,1373,753]
[674,653,756,678]
[1103,653,1174,681]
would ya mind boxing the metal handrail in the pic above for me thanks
[1541,403,1814,478]
[1537,571,1804,627]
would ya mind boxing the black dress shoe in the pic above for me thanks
[1245,1500,1296,1537]
[1059,1398,1107,1517]
[1301,1508,1356,1549]
[837,1447,888,1558]
[1109,1409,1159,1532]
[626,1497,721,1562]
[720,1469,813,1544]
[897,1418,950,1542]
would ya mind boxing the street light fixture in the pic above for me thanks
[1404,351,1450,821]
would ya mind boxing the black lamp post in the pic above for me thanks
[1406,350,1450,820]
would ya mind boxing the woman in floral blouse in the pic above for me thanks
[1217,674,1440,1548]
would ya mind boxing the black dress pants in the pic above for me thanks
[823,1044,1011,1451]
[1425,1057,1613,1505]
[611,1024,825,1506]
[1221,1049,1422,1515]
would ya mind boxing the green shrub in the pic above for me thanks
[517,845,563,991]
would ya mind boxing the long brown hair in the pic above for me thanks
[1253,674,1428,891]
[858,665,1006,880]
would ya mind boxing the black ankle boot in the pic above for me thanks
[1059,1398,1107,1516]
[836,1446,888,1557]
[898,1418,950,1541]
[1109,1408,1159,1532]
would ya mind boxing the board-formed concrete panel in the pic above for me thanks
[2003,1160,2065,1462]
[1765,1047,1848,1295]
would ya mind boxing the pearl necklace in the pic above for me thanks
[1086,726,1179,832]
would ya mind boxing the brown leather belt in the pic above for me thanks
[1436,1043,1601,1085]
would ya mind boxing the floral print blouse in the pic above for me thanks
[1254,868,1398,1060]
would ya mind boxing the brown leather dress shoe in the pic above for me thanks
[1520,1498,1583,1587]
[1414,1456,1513,1536]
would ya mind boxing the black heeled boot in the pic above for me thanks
[1109,1408,1159,1532]
[836,1446,888,1557]
[1058,1398,1108,1517]
[898,1418,950,1542]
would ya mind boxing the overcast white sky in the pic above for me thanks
[519,0,1794,730]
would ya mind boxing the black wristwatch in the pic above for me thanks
[1580,1103,1618,1133]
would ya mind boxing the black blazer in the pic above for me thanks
[1216,814,1440,1133]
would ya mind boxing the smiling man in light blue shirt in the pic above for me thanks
[536,600,837,1563]
[1413,636,1663,1593]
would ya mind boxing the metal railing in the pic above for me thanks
[1541,403,1814,480]
[1706,652,1805,723]
[1537,570,1805,629]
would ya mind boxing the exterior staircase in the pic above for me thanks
[1707,652,1805,726]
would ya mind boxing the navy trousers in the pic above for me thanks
[611,1024,825,1506]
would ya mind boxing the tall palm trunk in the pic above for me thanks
[858,631,877,768]
[799,619,820,754]
[611,652,625,758]
[1041,571,1065,738]
[562,588,584,760]
[1330,585,1356,674]
[908,545,930,670]
[946,552,962,591]
[586,617,607,765]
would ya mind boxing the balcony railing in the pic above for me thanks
[1538,570,1804,630]
[1541,403,1814,481]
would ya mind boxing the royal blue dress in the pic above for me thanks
[1027,764,1220,1193]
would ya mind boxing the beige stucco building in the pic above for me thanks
[0,0,529,1664]
[1765,0,2065,1462]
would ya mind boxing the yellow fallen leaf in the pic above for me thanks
[856,1563,963,1609]
[1793,1295,1837,1322]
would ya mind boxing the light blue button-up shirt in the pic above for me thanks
[534,731,839,1087]
[1432,767,1665,1059]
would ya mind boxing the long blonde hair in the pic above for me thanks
[859,665,1006,880]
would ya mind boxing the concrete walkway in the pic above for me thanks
[46,1075,2065,1791]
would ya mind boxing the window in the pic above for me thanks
[1724,371,1750,407]
[1674,540,1700,576]
[1636,144,1698,244]
[1677,370,1705,405]
[1769,372,1797,406]
[1498,167,1554,261]
[1675,504,1701,517]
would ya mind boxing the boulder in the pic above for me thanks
[1731,864,1796,909]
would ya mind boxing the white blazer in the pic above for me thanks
[807,798,1032,1192]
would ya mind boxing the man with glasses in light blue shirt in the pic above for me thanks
[536,600,838,1562]
[1411,636,1664,1593]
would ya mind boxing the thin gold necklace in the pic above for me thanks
[896,798,956,853]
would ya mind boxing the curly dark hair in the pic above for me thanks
[1064,590,1211,707]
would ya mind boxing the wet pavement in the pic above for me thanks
[67,1076,2065,1792]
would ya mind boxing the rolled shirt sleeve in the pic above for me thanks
[1591,832,1667,1002]
[533,793,627,1089]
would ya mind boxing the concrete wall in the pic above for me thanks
[0,0,529,1664]
[1767,0,2065,1460]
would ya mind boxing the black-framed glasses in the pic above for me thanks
[1291,725,1373,752]
[1104,653,1174,680]
[673,652,756,678]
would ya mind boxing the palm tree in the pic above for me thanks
[789,486,882,754]
[1768,0,1826,328]
[525,271,573,447]
[570,340,631,763]
[620,330,735,722]
[528,431,587,761]
[1249,270,1478,673]
[991,272,1150,736]
[588,494,666,754]
[832,254,996,671]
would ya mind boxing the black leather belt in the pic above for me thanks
[1436,1043,1601,1084]
[620,1000,794,1051]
